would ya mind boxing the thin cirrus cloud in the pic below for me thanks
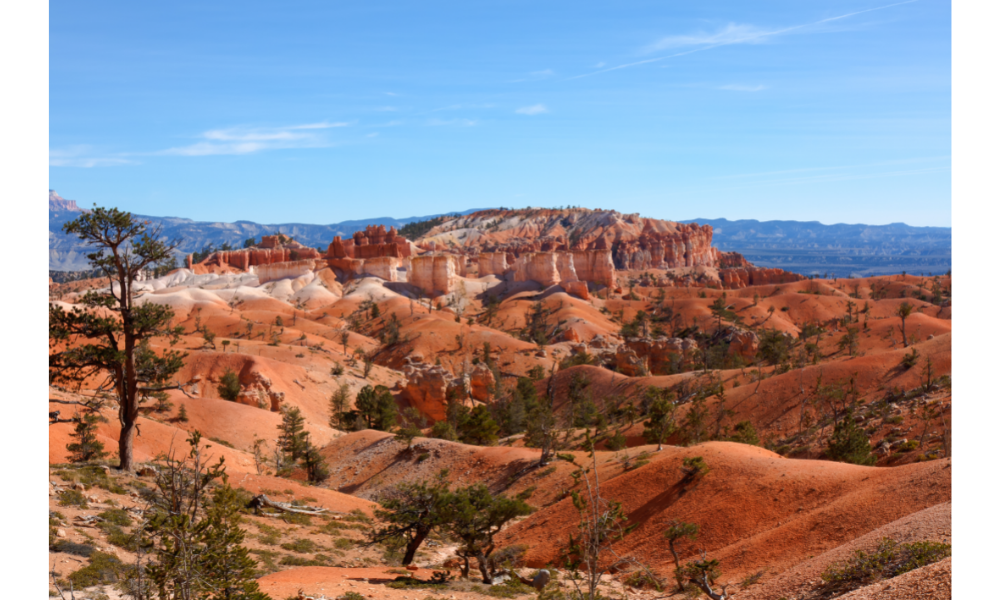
[642,23,772,53]
[719,84,766,92]
[515,104,548,115]
[566,0,918,81]
[49,146,136,168]
[160,121,350,156]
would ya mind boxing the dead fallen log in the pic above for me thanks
[246,494,330,516]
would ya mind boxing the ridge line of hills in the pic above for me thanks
[49,191,950,277]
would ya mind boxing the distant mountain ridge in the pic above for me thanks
[48,193,951,277]
[48,192,489,271]
[682,217,951,277]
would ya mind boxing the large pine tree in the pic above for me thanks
[50,207,185,472]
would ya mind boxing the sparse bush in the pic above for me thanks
[820,538,950,595]
[827,410,875,465]
[281,538,319,553]
[67,551,122,588]
[58,489,88,508]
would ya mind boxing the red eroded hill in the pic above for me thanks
[497,442,951,581]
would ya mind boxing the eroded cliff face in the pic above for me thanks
[513,253,561,287]
[571,250,616,290]
[478,252,508,278]
[720,266,805,288]
[401,359,462,422]
[327,225,412,260]
[410,255,459,296]
[257,260,317,284]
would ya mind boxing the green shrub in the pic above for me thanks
[820,538,951,595]
[899,440,919,452]
[67,552,122,588]
[333,537,353,549]
[339,592,367,600]
[52,541,96,558]
[279,555,327,567]
[485,578,534,598]
[58,490,89,508]
[281,538,319,553]
[97,508,132,527]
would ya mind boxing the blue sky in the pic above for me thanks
[49,0,951,226]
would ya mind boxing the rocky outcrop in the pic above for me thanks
[571,250,616,289]
[478,252,508,278]
[401,359,461,421]
[562,281,590,300]
[616,337,699,376]
[467,364,496,401]
[720,267,805,289]
[410,255,459,296]
[611,223,716,270]
[195,237,323,272]
[514,253,561,287]
[556,253,578,282]
[363,257,401,282]
[256,260,317,284]
[727,330,759,361]
[234,372,285,412]
[327,225,412,260]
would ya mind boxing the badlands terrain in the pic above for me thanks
[49,208,952,599]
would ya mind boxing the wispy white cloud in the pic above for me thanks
[719,84,767,92]
[366,132,380,138]
[427,118,478,127]
[593,61,606,68]
[567,0,919,81]
[643,23,772,53]
[515,104,549,115]
[161,121,350,156]
[50,146,136,168]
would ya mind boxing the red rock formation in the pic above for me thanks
[410,255,459,296]
[478,252,508,278]
[616,337,699,376]
[468,364,495,402]
[563,281,590,300]
[195,238,323,272]
[571,250,616,289]
[720,267,805,289]
[257,260,317,284]
[401,359,461,421]
[513,253,560,287]
[364,257,400,282]
[328,225,412,260]
[727,330,759,361]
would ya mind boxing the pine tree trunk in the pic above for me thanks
[118,419,136,472]
[402,530,428,565]
[476,551,492,584]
